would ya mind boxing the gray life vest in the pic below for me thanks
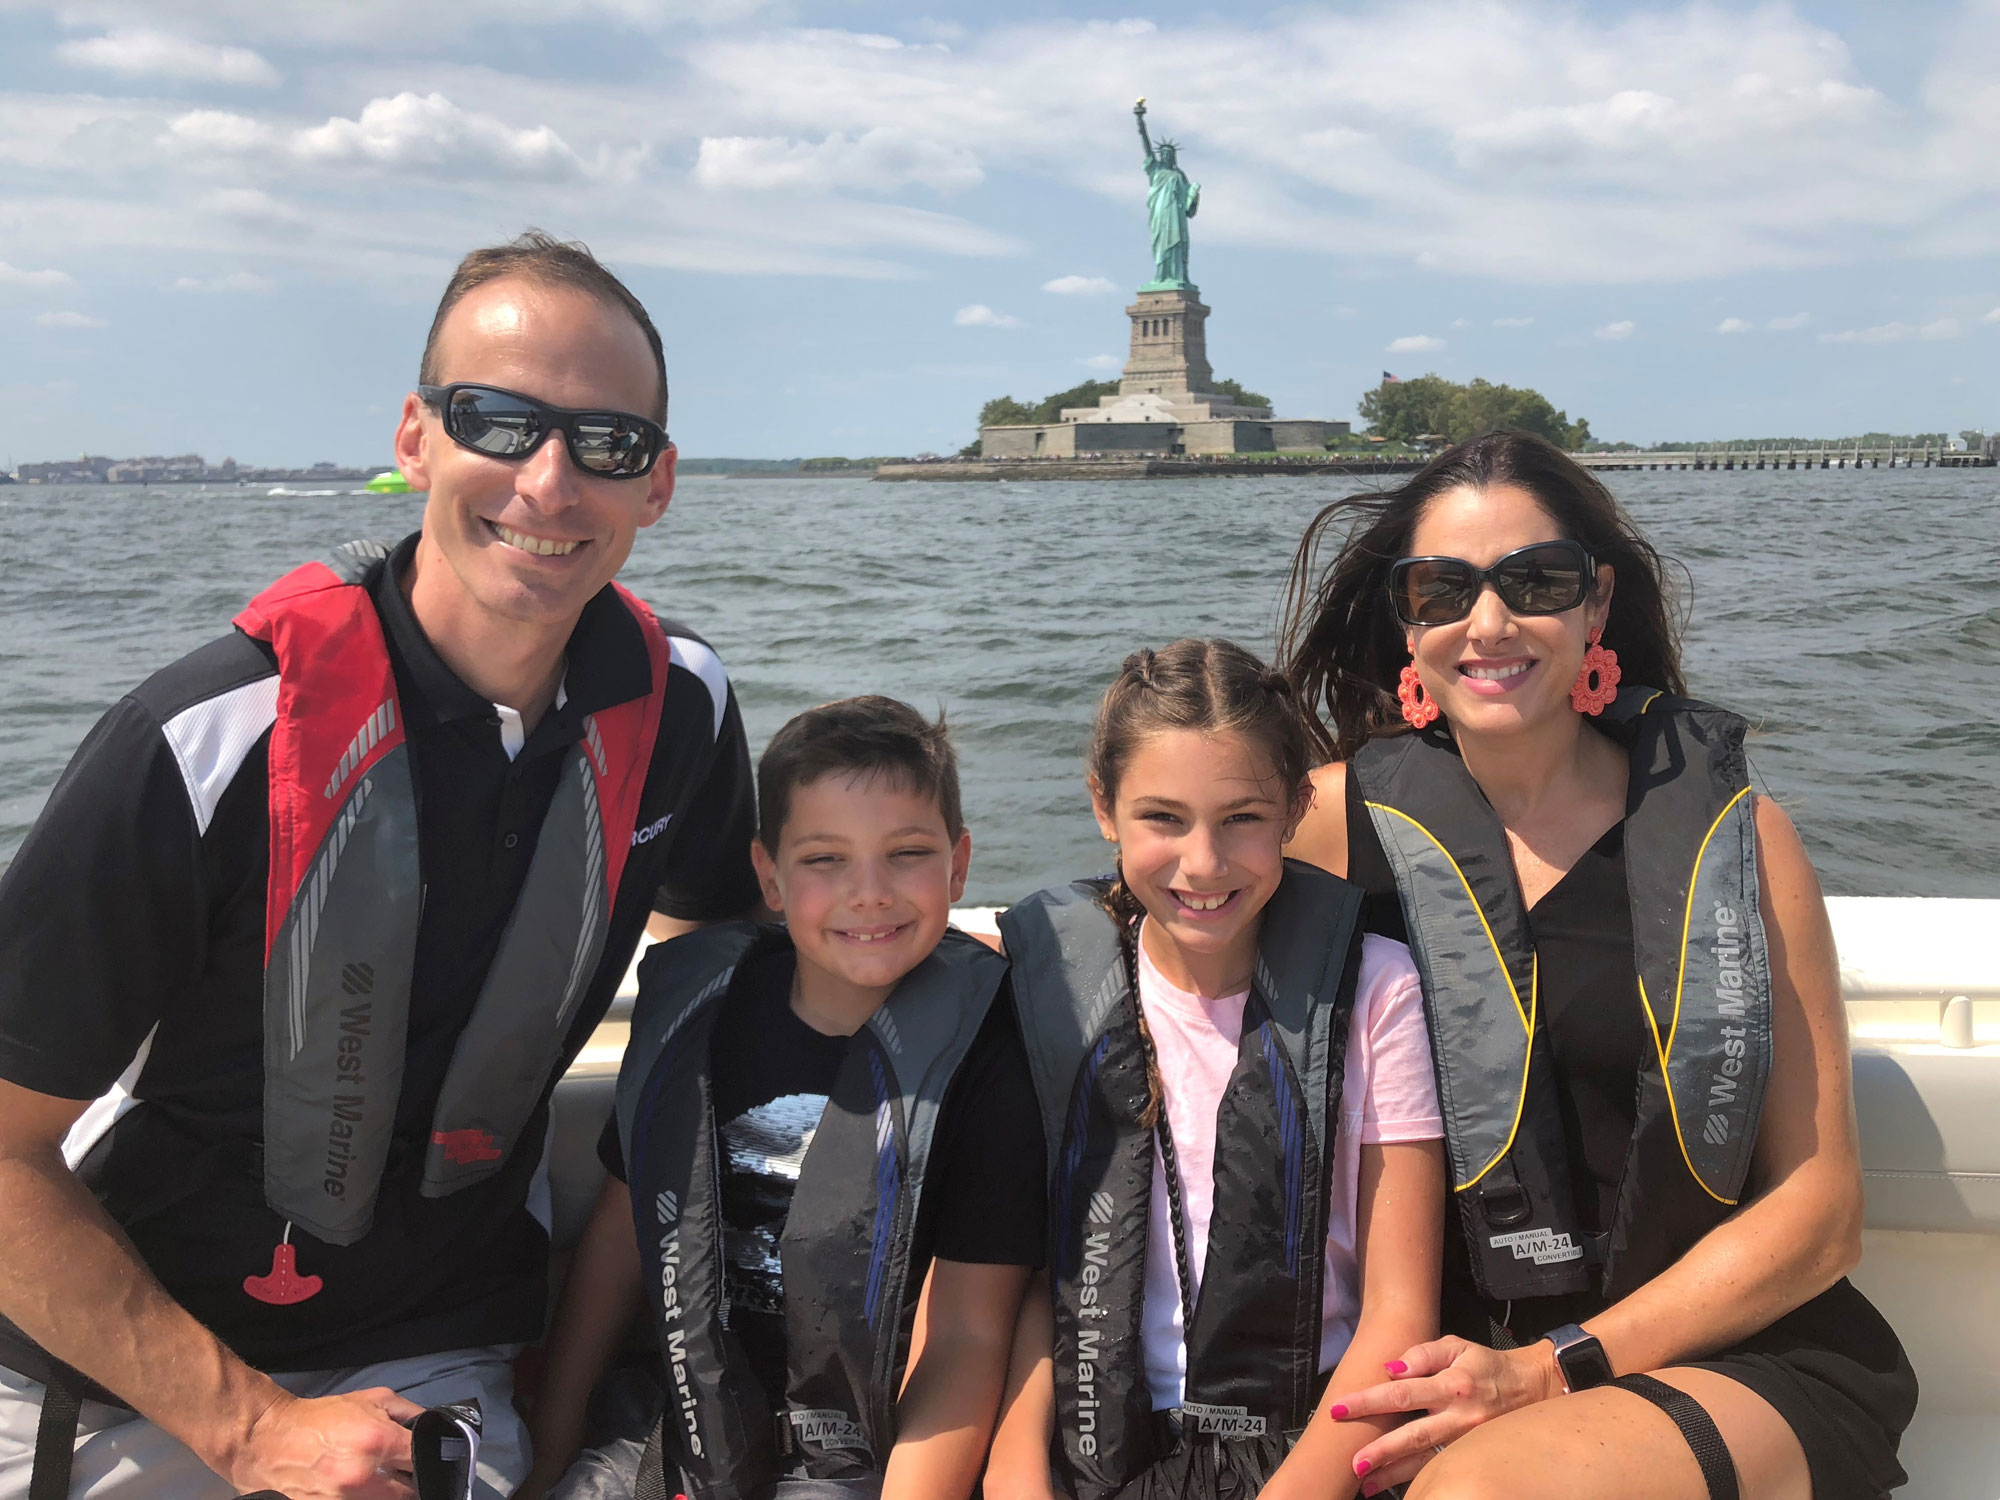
[999,862,1364,1500]
[614,923,1007,1500]
[234,540,671,1249]
[1350,687,1774,1303]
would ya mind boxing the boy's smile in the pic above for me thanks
[751,772,972,1033]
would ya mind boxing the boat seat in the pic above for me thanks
[1853,1047,2000,1232]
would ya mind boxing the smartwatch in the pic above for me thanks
[1543,1323,1614,1393]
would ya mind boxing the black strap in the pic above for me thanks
[633,1416,672,1500]
[1111,908,1201,1334]
[29,1367,83,1500]
[1610,1374,1740,1500]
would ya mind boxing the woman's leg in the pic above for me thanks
[1406,1369,1810,1500]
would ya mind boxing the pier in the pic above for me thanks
[1576,444,1993,471]
[876,456,1427,481]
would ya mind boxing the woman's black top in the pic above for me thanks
[1344,768,1916,1498]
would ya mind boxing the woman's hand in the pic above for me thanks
[1328,1336,1563,1493]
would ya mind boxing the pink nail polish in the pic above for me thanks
[1354,1458,1372,1477]
[1385,1360,1408,1375]
[1328,1403,1348,1419]
[1361,1485,1379,1498]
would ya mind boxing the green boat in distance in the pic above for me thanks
[364,469,412,493]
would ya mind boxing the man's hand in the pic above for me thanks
[227,1388,425,1500]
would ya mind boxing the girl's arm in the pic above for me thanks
[981,1273,1064,1500]
[883,1259,1032,1500]
[1259,1140,1444,1500]
[1333,797,1865,1482]
[518,1177,645,1500]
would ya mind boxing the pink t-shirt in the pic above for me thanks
[1135,927,1440,1410]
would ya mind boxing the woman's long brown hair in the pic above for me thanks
[1277,429,1689,761]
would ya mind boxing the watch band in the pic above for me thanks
[1544,1322,1614,1393]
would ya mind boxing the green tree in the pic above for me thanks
[1359,374,1589,448]
[1027,379,1121,423]
[1358,375,1459,442]
[1211,377,1271,410]
[980,395,1037,427]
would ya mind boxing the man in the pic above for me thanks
[0,232,761,1500]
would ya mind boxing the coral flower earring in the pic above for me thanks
[1398,660,1440,728]
[1570,628,1621,715]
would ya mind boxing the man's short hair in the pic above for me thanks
[418,228,668,423]
[757,696,963,853]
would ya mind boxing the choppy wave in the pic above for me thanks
[1,470,1993,898]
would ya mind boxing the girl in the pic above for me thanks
[1279,430,1914,1500]
[986,638,1445,1500]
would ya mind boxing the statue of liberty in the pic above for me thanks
[1135,98,1198,290]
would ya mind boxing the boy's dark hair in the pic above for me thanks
[418,228,669,423]
[757,696,963,853]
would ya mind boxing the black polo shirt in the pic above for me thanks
[0,533,760,1371]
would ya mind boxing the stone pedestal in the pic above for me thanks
[1121,287,1214,397]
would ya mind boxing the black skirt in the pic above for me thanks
[1682,1278,1918,1500]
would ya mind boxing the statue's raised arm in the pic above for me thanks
[1135,98,1156,165]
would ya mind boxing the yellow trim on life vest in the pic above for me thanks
[1365,802,1531,1034]
[1665,785,1753,1063]
[1366,800,1536,1194]
[1638,973,1737,1207]
[1453,955,1537,1194]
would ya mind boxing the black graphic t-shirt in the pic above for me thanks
[604,947,1046,1409]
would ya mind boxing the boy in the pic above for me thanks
[529,697,1045,1500]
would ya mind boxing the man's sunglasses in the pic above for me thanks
[418,383,668,479]
[1388,539,1597,626]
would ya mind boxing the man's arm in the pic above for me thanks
[882,1260,1032,1500]
[0,1078,421,1500]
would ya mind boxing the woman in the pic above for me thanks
[1278,431,1914,1500]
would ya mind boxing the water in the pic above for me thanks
[1,470,1994,902]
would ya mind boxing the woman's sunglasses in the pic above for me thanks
[418,383,668,479]
[1388,539,1596,626]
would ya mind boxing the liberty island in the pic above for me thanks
[969,101,1345,464]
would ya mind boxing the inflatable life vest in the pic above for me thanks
[613,922,1007,1498]
[998,862,1364,1500]
[1349,688,1774,1305]
[232,540,670,1248]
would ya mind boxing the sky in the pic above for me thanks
[0,0,1994,464]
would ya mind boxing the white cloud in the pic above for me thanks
[202,187,307,225]
[36,310,105,327]
[1449,317,1469,328]
[173,271,273,293]
[1387,333,1443,352]
[1818,318,1961,344]
[1983,307,2000,324]
[955,304,1022,328]
[294,93,583,179]
[1043,275,1118,295]
[1716,317,1753,333]
[58,28,279,87]
[1492,316,1533,328]
[695,128,981,194]
[1081,353,1121,370]
[2,0,1993,300]
[1595,320,1637,339]
[1766,312,1812,330]
[0,261,74,289]
[165,108,273,153]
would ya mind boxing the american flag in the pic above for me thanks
[1382,371,1402,384]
